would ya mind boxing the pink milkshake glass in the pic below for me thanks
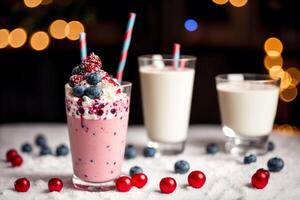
[65,82,132,191]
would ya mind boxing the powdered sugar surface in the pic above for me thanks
[0,125,299,200]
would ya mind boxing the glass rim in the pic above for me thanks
[138,54,197,61]
[64,81,132,88]
[215,73,280,83]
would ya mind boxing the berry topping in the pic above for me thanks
[6,149,18,162]
[11,154,23,167]
[21,143,32,153]
[73,85,86,97]
[83,63,100,73]
[40,145,52,156]
[116,176,132,192]
[267,141,275,151]
[243,154,257,164]
[188,170,206,189]
[131,173,148,189]
[129,166,143,177]
[174,160,190,174]
[251,168,269,189]
[14,178,30,192]
[72,66,84,75]
[159,177,177,194]
[84,52,102,66]
[256,168,270,179]
[35,134,47,147]
[267,157,284,172]
[85,72,102,85]
[85,86,101,99]
[206,143,219,154]
[124,144,137,159]
[48,178,63,192]
[56,144,69,156]
[69,75,83,87]
[143,147,156,157]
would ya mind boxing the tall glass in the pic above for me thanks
[138,55,196,155]
[216,74,280,155]
[65,82,131,191]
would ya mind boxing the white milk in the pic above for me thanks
[217,82,279,137]
[139,66,195,143]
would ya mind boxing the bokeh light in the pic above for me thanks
[65,21,84,40]
[286,67,300,86]
[280,86,298,102]
[269,65,284,80]
[49,19,68,39]
[30,31,50,51]
[184,19,198,32]
[8,28,27,48]
[24,0,42,8]
[264,37,283,57]
[0,29,10,48]
[212,0,228,5]
[229,0,248,7]
[280,72,292,90]
[264,55,283,70]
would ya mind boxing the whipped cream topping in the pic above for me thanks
[65,53,130,120]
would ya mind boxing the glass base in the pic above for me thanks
[148,140,185,155]
[225,135,269,155]
[72,175,115,191]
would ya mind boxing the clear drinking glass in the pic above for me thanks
[138,55,196,155]
[216,74,280,155]
[65,82,131,191]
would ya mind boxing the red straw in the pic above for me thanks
[173,43,180,69]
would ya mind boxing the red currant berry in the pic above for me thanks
[11,154,23,167]
[159,177,177,194]
[116,176,132,192]
[14,178,30,192]
[188,170,206,189]
[48,178,63,192]
[131,173,148,188]
[256,168,270,179]
[251,170,269,189]
[6,149,18,162]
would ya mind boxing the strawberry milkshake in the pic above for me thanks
[65,53,131,191]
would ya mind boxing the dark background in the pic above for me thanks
[0,0,299,127]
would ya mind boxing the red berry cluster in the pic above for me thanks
[6,149,23,167]
[14,177,63,192]
[69,75,83,87]
[116,173,148,192]
[81,53,102,73]
[251,168,270,189]
[115,170,206,194]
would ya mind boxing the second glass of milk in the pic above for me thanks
[216,74,280,155]
[138,55,196,155]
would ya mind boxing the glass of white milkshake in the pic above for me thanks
[216,74,280,155]
[138,55,196,155]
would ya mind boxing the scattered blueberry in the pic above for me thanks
[267,157,284,172]
[143,147,156,157]
[174,160,190,174]
[85,86,101,99]
[21,143,33,153]
[39,145,52,156]
[35,134,47,147]
[206,143,219,154]
[72,66,82,75]
[124,145,137,159]
[267,141,275,152]
[129,166,143,177]
[243,154,257,164]
[85,72,102,85]
[73,85,86,97]
[56,144,69,156]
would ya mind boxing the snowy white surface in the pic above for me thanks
[0,124,300,200]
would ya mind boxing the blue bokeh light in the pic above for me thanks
[184,19,198,32]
